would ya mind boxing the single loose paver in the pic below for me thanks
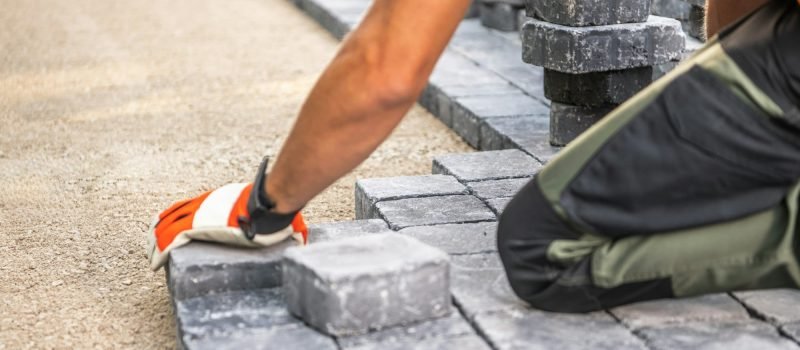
[355,175,468,220]
[337,313,490,350]
[638,322,799,350]
[450,93,549,147]
[433,150,541,182]
[283,234,451,336]
[375,195,496,230]
[610,294,750,329]
[399,222,499,255]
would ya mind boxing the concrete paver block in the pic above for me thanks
[451,253,527,319]
[549,102,616,146]
[399,222,498,255]
[479,116,561,163]
[338,313,490,350]
[610,294,750,329]
[479,1,525,32]
[651,0,691,20]
[687,5,706,41]
[733,289,800,325]
[638,322,798,350]
[283,234,452,336]
[467,178,529,200]
[525,0,651,27]
[355,175,467,220]
[433,150,542,182]
[375,195,496,230]
[183,323,338,350]
[522,16,685,73]
[451,93,549,147]
[435,83,522,127]
[308,219,391,243]
[544,67,653,105]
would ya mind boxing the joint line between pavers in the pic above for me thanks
[451,302,501,350]
[397,218,498,231]
[726,291,800,346]
[604,309,660,350]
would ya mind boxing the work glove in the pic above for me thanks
[146,157,307,270]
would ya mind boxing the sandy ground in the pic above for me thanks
[0,0,471,348]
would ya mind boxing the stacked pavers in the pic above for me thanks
[652,0,692,31]
[522,0,685,145]
[478,0,526,32]
[684,0,706,41]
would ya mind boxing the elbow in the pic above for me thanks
[367,68,426,110]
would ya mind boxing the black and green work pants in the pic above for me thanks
[497,0,800,313]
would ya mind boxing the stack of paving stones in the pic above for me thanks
[683,0,707,41]
[522,0,685,145]
[478,0,526,32]
[650,0,705,80]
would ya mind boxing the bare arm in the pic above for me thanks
[705,0,771,37]
[266,0,470,213]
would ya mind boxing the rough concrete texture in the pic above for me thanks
[183,323,339,350]
[651,0,692,20]
[522,16,685,74]
[475,309,648,350]
[638,322,799,350]
[781,323,800,344]
[468,178,529,200]
[375,195,496,230]
[451,93,550,147]
[525,0,652,27]
[486,197,513,215]
[479,117,561,163]
[308,219,391,243]
[544,67,653,105]
[283,234,452,336]
[338,312,490,350]
[399,222,499,255]
[450,253,528,319]
[168,240,296,301]
[610,294,750,329]
[733,289,800,325]
[549,102,616,146]
[355,175,468,220]
[688,5,706,41]
[433,150,542,182]
[479,1,525,32]
[434,83,523,127]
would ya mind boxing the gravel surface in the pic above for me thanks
[0,0,471,348]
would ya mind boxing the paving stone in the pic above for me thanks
[475,308,648,350]
[308,219,391,243]
[651,0,692,20]
[450,253,528,319]
[338,312,491,350]
[435,83,522,127]
[167,239,295,301]
[428,51,510,89]
[283,234,452,336]
[525,0,651,27]
[399,222,498,255]
[433,150,542,182]
[479,116,561,163]
[638,322,798,350]
[486,197,513,215]
[183,323,338,350]
[780,322,800,344]
[467,178,529,200]
[479,1,525,32]
[687,5,706,41]
[451,93,549,147]
[544,67,653,105]
[610,294,750,329]
[733,289,800,325]
[375,195,496,230]
[549,102,615,146]
[355,175,468,220]
[522,16,685,74]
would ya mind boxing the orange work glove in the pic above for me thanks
[146,157,307,270]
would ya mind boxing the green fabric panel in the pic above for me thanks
[547,234,609,266]
[591,182,800,297]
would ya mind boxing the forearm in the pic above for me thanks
[705,0,770,37]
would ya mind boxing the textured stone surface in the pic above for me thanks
[688,5,706,41]
[338,313,491,350]
[468,178,529,200]
[610,294,750,329]
[355,175,468,220]
[780,322,800,344]
[308,219,391,243]
[638,322,798,350]
[651,0,692,20]
[435,83,522,127]
[522,16,685,73]
[475,309,648,350]
[451,253,527,319]
[168,239,296,300]
[733,289,800,325]
[433,150,542,182]
[550,102,615,146]
[283,234,451,336]
[451,93,549,147]
[525,0,651,27]
[375,195,496,230]
[479,1,525,32]
[183,323,338,350]
[399,222,498,255]
[479,116,561,163]
[544,67,653,105]
[486,197,513,215]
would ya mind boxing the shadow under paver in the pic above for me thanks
[610,294,750,329]
[337,313,491,350]
[375,195,496,230]
[355,175,468,220]
[637,322,800,350]
[398,222,498,255]
[433,149,542,182]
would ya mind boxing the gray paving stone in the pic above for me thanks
[355,175,468,220]
[428,51,510,89]
[550,102,615,146]
[375,195,496,230]
[544,67,653,105]
[433,150,542,182]
[399,222,498,255]
[167,239,295,301]
[479,1,525,32]
[638,322,799,350]
[475,308,648,350]
[733,289,800,325]
[450,253,528,319]
[283,234,452,336]
[338,312,490,350]
[451,93,549,147]
[479,116,561,163]
[486,197,513,215]
[434,83,522,127]
[308,219,391,243]
[780,322,800,344]
[467,178,529,200]
[522,16,685,74]
[651,0,692,20]
[687,5,706,41]
[525,0,652,27]
[610,294,750,329]
[183,323,338,350]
